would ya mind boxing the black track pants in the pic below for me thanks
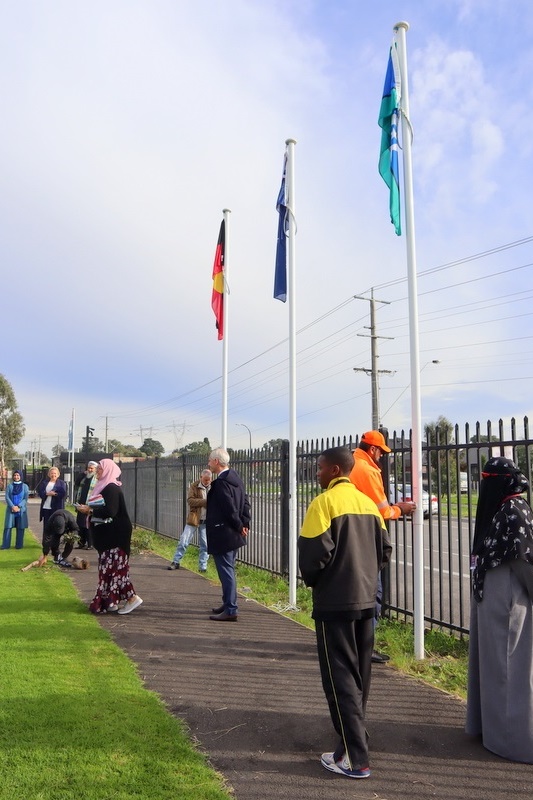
[315,616,374,770]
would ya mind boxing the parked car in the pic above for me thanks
[393,485,438,518]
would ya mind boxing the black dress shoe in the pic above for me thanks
[209,611,238,621]
[211,604,225,614]
[371,650,390,664]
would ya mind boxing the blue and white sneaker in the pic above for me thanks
[320,753,370,779]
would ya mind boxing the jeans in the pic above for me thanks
[213,550,238,616]
[172,523,208,570]
[1,527,25,549]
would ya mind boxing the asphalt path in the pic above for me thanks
[20,501,533,800]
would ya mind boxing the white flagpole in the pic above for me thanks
[286,138,298,608]
[221,208,231,450]
[395,21,425,659]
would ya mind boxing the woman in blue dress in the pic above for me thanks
[2,470,29,549]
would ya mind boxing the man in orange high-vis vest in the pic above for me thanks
[349,430,416,663]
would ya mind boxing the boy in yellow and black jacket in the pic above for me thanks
[298,446,391,780]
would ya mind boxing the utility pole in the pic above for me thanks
[353,290,394,429]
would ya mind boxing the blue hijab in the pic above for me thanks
[11,472,23,502]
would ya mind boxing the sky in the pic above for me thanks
[2,0,533,459]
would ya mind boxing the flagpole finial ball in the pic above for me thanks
[394,21,409,32]
[285,138,297,146]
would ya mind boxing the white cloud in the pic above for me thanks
[2,0,533,457]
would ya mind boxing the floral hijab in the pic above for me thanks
[471,457,533,601]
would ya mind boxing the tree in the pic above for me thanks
[140,438,165,458]
[424,416,457,492]
[52,443,67,457]
[107,438,123,453]
[512,444,533,474]
[81,434,105,454]
[173,438,211,457]
[424,416,454,446]
[107,439,145,457]
[262,438,285,450]
[0,374,25,474]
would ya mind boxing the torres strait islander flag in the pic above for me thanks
[378,43,401,236]
[211,220,225,340]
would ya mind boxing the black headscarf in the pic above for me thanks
[471,456,533,601]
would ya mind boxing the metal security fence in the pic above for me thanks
[385,417,533,634]
[119,417,533,635]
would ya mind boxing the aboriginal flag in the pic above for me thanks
[211,220,225,339]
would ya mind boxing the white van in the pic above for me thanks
[460,472,468,493]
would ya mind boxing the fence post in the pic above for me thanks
[154,457,159,535]
[280,439,290,577]
[133,459,138,528]
[181,455,187,528]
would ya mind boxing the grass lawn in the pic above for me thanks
[0,504,468,800]
[0,508,231,800]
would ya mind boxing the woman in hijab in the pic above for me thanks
[77,459,142,615]
[466,456,533,763]
[2,470,29,549]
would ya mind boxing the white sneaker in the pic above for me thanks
[320,753,370,779]
[117,595,143,615]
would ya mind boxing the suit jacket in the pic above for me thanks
[206,468,251,555]
[38,478,67,520]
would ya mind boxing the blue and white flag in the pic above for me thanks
[378,44,401,235]
[274,151,288,302]
[67,418,73,450]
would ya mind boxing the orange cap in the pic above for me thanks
[361,430,391,453]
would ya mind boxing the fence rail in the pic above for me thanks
[117,417,533,636]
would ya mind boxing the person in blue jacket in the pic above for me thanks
[2,470,30,549]
[206,448,250,621]
[37,466,67,533]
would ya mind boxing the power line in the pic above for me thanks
[81,235,533,439]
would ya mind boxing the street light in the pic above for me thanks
[236,423,252,453]
[381,360,440,420]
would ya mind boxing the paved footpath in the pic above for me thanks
[27,502,532,799]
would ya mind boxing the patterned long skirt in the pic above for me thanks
[89,547,136,614]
